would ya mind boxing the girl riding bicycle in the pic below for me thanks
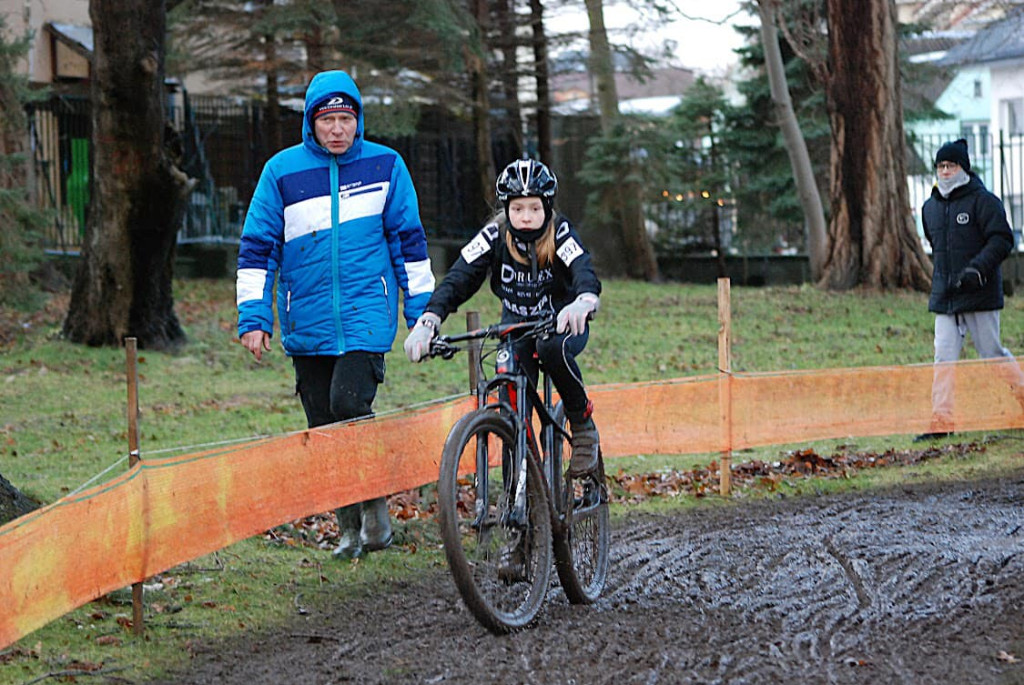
[405,157,602,477]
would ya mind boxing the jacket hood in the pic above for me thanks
[302,70,364,161]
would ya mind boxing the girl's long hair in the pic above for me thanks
[490,210,557,267]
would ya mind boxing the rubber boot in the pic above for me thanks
[360,497,393,552]
[333,504,363,560]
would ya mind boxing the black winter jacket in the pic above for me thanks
[922,173,1014,314]
[425,216,601,324]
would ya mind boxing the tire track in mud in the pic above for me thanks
[148,476,1024,685]
[608,478,1024,683]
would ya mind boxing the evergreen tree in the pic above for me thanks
[666,77,733,274]
[724,19,830,254]
[168,0,476,139]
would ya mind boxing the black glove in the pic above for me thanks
[954,267,985,293]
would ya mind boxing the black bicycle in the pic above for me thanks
[430,313,610,634]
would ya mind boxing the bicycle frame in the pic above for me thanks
[432,314,611,630]
[435,318,569,531]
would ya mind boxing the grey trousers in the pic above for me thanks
[931,310,1024,419]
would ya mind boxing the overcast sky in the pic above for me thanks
[546,0,754,76]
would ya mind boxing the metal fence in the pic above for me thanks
[27,94,498,254]
[28,96,90,254]
[29,95,1023,257]
[907,131,1024,246]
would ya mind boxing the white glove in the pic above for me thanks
[404,312,441,363]
[556,293,600,336]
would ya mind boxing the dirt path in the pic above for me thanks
[148,475,1024,684]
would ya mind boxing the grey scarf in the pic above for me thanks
[937,169,969,198]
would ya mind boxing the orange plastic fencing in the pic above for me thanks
[3,357,1024,648]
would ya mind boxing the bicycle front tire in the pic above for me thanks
[437,409,553,634]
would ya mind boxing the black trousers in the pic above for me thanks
[513,326,591,424]
[292,351,386,429]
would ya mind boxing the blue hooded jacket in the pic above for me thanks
[236,71,434,355]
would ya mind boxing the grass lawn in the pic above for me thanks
[2,277,1023,682]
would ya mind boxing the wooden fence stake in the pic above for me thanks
[717,278,733,496]
[125,337,144,636]
[466,311,481,394]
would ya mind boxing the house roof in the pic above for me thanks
[901,31,972,61]
[45,22,94,57]
[940,8,1024,65]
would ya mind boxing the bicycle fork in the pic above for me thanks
[470,349,531,533]
[504,362,531,530]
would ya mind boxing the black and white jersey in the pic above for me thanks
[425,216,601,324]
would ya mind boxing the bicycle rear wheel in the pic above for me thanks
[437,409,552,633]
[551,411,610,604]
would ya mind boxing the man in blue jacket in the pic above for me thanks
[236,70,435,558]
[917,138,1024,440]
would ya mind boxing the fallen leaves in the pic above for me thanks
[0,642,41,664]
[261,441,988,549]
[609,441,986,501]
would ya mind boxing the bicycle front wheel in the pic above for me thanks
[437,409,553,634]
[551,410,610,604]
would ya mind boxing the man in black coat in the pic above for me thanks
[917,138,1024,441]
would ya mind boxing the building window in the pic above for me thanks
[974,79,982,98]
[1002,99,1023,135]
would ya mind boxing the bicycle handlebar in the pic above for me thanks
[428,314,557,359]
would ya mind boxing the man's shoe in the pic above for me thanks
[360,497,393,552]
[568,427,600,477]
[913,431,953,443]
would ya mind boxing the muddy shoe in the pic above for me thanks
[913,431,953,443]
[332,529,363,560]
[568,427,600,477]
[333,504,364,560]
[497,538,527,584]
[915,414,954,443]
[360,497,393,552]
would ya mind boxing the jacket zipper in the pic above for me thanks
[330,159,346,352]
[381,276,391,324]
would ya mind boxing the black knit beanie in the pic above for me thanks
[934,138,970,172]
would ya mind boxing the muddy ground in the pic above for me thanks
[148,474,1024,685]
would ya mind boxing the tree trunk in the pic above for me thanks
[305,23,325,74]
[757,0,828,281]
[818,0,931,291]
[0,472,39,526]
[64,0,191,349]
[496,0,523,154]
[468,0,495,207]
[584,0,659,281]
[264,33,282,154]
[529,0,551,163]
[584,0,618,132]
